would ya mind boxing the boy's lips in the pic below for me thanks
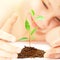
[30,16,48,34]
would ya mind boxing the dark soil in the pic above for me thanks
[18,46,45,58]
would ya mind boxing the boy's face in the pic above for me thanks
[30,0,60,33]
[32,0,60,32]
[19,0,60,33]
[12,0,60,41]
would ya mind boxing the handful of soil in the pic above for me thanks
[18,46,45,58]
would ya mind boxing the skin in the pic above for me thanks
[0,13,20,60]
[11,0,60,43]
[44,26,60,58]
[0,0,60,59]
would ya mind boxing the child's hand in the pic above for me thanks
[0,13,20,60]
[45,26,60,58]
[46,26,60,47]
[44,47,60,59]
[1,13,18,33]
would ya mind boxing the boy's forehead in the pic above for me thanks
[41,0,60,12]
[47,0,60,8]
[33,0,60,9]
[49,0,60,15]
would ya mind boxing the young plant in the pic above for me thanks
[19,19,36,46]
[19,9,44,46]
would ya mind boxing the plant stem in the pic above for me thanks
[29,31,31,47]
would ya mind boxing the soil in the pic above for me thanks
[18,46,45,58]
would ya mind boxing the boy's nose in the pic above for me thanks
[38,11,55,29]
[35,14,53,29]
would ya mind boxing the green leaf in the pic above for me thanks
[31,28,36,35]
[30,9,35,16]
[36,16,44,21]
[25,20,30,31]
[19,37,28,41]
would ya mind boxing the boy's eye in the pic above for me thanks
[41,0,48,9]
[48,17,60,25]
[55,17,60,22]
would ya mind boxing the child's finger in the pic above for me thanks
[0,40,20,53]
[44,47,60,58]
[44,53,60,59]
[1,13,18,33]
[0,57,11,60]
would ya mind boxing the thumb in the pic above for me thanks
[1,13,18,33]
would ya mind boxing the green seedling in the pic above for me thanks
[19,9,44,46]
[19,19,36,46]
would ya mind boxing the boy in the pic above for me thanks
[0,0,60,59]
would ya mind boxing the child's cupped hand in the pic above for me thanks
[0,13,20,60]
[44,26,60,58]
